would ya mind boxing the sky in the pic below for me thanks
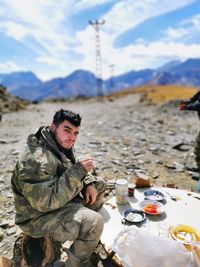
[1,0,200,81]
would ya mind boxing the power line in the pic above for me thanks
[89,19,105,97]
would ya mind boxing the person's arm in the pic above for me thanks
[189,90,200,102]
[179,91,200,110]
[79,156,97,185]
[185,102,200,111]
[18,148,87,212]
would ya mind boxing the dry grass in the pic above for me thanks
[107,85,199,104]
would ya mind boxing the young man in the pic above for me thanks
[11,109,106,267]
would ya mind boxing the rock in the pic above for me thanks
[0,140,8,144]
[0,228,4,241]
[6,228,16,236]
[172,142,191,151]
[152,173,159,179]
[0,222,9,229]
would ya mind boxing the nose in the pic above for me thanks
[68,132,76,141]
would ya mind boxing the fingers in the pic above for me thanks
[90,196,96,204]
[85,192,89,204]
[84,185,97,204]
[85,194,95,204]
[79,157,94,173]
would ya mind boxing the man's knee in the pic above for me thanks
[93,212,104,234]
[80,210,104,239]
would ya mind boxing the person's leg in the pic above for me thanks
[195,131,200,169]
[53,205,104,267]
[193,131,200,180]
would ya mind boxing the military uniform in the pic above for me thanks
[11,126,106,266]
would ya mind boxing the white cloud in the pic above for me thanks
[192,14,200,28]
[0,61,21,73]
[0,21,28,40]
[72,0,113,13]
[163,13,200,43]
[165,27,188,40]
[102,0,195,39]
[0,0,73,51]
[99,41,200,78]
[36,56,62,66]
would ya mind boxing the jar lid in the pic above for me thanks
[116,179,127,185]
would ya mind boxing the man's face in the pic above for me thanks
[51,120,80,150]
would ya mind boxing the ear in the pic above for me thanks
[50,123,56,132]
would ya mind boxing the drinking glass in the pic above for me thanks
[158,222,170,238]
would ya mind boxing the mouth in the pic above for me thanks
[64,141,73,147]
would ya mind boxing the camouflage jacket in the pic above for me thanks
[11,126,96,227]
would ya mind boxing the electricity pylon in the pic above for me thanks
[89,19,105,97]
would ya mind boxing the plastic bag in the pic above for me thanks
[112,226,195,267]
[191,242,200,267]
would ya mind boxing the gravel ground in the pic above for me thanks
[0,93,200,261]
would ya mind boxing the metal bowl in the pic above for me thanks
[123,208,146,223]
[139,199,164,215]
[144,189,165,201]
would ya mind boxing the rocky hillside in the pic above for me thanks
[0,85,29,117]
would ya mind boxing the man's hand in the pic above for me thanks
[84,185,98,204]
[179,103,187,110]
[79,157,94,173]
[179,100,190,110]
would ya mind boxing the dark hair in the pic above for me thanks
[53,109,82,127]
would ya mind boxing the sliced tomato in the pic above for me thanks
[143,203,159,214]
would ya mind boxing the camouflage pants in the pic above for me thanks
[194,131,200,170]
[53,178,106,267]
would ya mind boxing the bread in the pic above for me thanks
[134,177,151,188]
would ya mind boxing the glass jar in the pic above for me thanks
[115,179,128,204]
[128,183,136,197]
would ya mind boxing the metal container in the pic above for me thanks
[115,179,128,204]
[128,183,136,197]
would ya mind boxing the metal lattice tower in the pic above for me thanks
[89,19,105,96]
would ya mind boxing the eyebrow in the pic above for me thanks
[64,125,79,135]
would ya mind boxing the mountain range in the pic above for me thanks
[0,58,200,101]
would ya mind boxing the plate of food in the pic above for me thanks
[169,224,200,248]
[139,200,164,215]
[123,208,146,223]
[144,189,165,201]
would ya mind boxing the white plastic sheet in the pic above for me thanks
[112,226,195,267]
